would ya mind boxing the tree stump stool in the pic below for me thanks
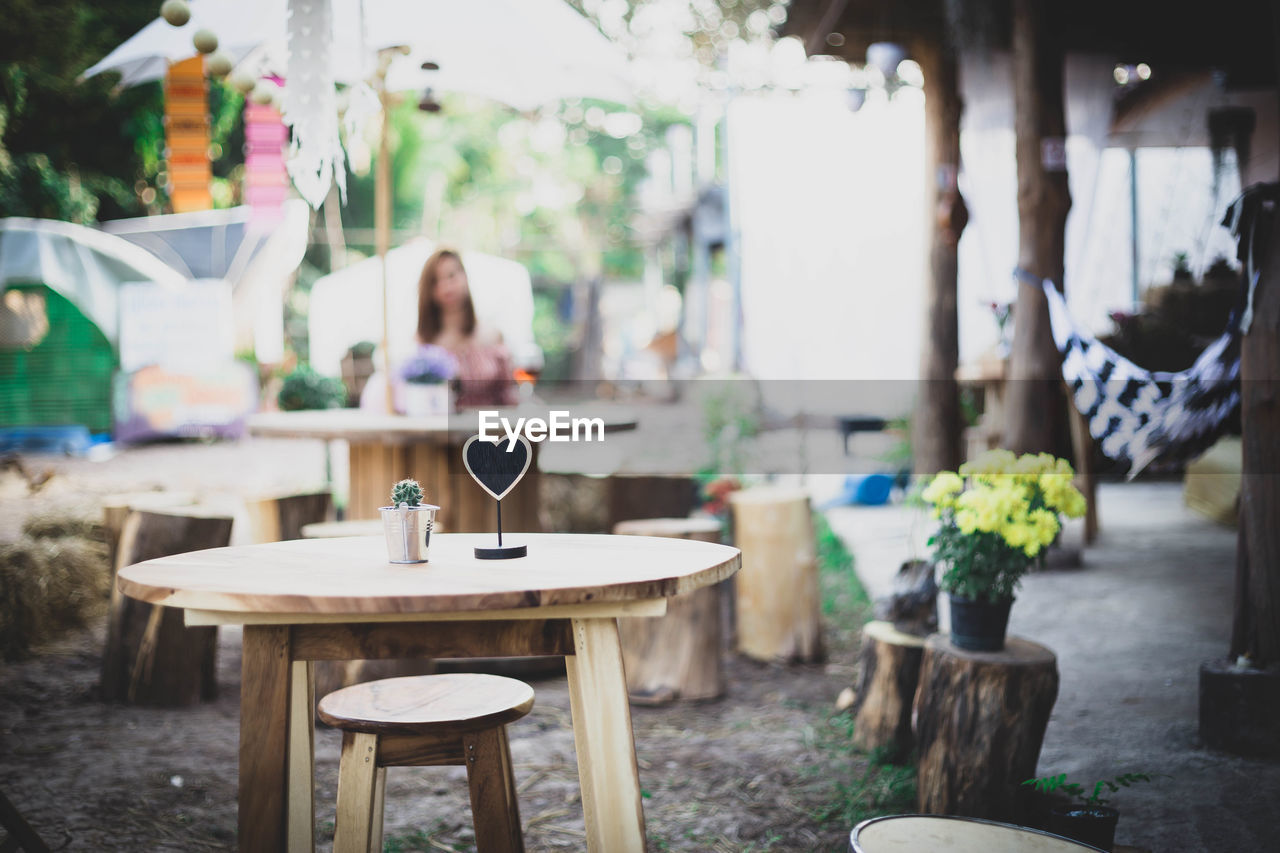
[100,506,234,705]
[849,621,926,759]
[728,488,823,663]
[613,517,726,704]
[914,634,1059,821]
[244,490,333,543]
[318,674,533,853]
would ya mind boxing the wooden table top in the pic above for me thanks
[247,407,637,443]
[117,533,739,617]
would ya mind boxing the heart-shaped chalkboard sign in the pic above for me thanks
[462,434,532,501]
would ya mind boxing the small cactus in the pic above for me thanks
[391,479,423,507]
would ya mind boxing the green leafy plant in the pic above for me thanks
[390,479,423,507]
[276,365,347,411]
[1022,772,1153,808]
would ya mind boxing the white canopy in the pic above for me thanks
[84,0,631,110]
[308,239,542,377]
[0,217,187,347]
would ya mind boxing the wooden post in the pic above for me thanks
[1003,0,1073,457]
[613,518,726,704]
[912,35,966,477]
[101,508,233,705]
[729,488,823,663]
[1234,36,1280,676]
[1203,152,1280,758]
[914,634,1059,821]
[849,621,926,760]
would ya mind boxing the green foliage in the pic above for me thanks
[0,0,166,221]
[0,1,247,222]
[814,511,870,619]
[929,525,1031,602]
[1022,772,1153,808]
[276,365,347,411]
[698,383,760,478]
[809,711,918,830]
[390,478,423,507]
[531,291,573,381]
[340,93,691,285]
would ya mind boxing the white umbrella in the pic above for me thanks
[84,0,630,108]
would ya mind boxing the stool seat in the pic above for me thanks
[322,674,534,853]
[318,673,534,736]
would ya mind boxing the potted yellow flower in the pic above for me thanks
[922,449,1087,651]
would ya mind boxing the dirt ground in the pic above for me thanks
[0,438,901,852]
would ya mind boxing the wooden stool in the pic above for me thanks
[913,634,1059,821]
[613,517,726,704]
[849,621,926,759]
[318,674,534,853]
[728,487,823,662]
[100,505,233,705]
[244,490,333,543]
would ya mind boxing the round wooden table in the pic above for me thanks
[247,408,637,532]
[118,532,739,853]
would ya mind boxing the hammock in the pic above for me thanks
[1039,277,1240,477]
[1027,183,1278,476]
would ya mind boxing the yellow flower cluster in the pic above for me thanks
[923,450,1087,558]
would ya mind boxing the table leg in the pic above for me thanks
[288,660,316,853]
[565,617,647,852]
[240,625,292,852]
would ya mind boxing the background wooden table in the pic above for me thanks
[117,532,738,853]
[247,408,636,532]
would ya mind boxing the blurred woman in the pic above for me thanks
[412,248,516,407]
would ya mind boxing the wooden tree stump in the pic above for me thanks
[101,507,233,705]
[606,476,699,530]
[613,517,725,704]
[244,490,333,543]
[728,488,823,663]
[914,634,1059,821]
[850,621,926,759]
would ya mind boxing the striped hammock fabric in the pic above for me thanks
[1040,278,1241,477]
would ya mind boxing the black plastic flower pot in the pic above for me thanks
[1048,804,1119,851]
[948,594,1013,651]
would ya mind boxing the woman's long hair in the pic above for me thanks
[416,248,477,343]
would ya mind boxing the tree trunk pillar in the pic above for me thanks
[1003,0,1073,457]
[912,37,966,477]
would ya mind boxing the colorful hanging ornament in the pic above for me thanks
[205,51,233,78]
[250,80,277,105]
[282,0,346,208]
[228,69,257,94]
[160,0,191,27]
[192,28,218,55]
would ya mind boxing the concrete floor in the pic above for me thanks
[826,482,1280,852]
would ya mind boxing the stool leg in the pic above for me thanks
[334,731,380,853]
[462,726,524,853]
[370,768,387,853]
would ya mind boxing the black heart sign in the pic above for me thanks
[462,434,532,501]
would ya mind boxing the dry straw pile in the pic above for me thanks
[0,514,110,660]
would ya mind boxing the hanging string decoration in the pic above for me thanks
[282,0,346,208]
[1032,271,1242,478]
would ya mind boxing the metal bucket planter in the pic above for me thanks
[379,503,439,563]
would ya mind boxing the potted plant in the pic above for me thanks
[1022,771,1153,851]
[379,479,439,563]
[397,344,458,416]
[922,449,1087,651]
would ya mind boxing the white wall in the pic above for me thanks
[728,87,926,384]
